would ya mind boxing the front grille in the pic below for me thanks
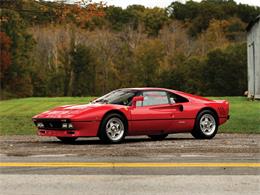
[34,119,69,130]
[43,120,62,129]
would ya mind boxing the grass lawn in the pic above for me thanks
[0,97,259,135]
[209,97,260,134]
[0,97,93,135]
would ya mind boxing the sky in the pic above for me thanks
[90,0,260,8]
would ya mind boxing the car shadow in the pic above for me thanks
[43,136,195,145]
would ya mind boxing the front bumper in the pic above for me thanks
[34,119,100,137]
[38,129,80,137]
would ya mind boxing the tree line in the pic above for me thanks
[0,0,259,99]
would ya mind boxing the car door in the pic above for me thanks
[129,90,174,135]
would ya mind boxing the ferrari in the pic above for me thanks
[32,88,230,143]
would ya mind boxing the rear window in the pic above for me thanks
[167,92,189,103]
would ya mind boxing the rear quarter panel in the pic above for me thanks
[205,100,229,125]
[173,90,229,125]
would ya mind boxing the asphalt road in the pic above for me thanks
[0,133,259,194]
[1,175,259,195]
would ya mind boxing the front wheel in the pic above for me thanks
[191,110,218,139]
[57,137,77,143]
[99,113,126,144]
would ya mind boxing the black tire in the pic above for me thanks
[99,113,126,144]
[57,137,77,143]
[191,110,218,139]
[148,134,168,141]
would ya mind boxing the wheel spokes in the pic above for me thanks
[199,114,216,136]
[105,117,124,141]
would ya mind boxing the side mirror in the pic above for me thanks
[132,96,144,107]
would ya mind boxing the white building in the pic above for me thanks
[247,16,260,99]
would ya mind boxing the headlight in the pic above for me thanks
[37,122,44,128]
[68,123,74,129]
[62,123,74,129]
[62,123,68,128]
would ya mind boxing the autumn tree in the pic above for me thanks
[0,32,12,88]
[168,0,259,37]
[142,7,168,36]
[105,6,132,30]
[134,39,165,86]
[0,0,256,98]
[203,43,247,96]
[195,19,229,56]
[71,44,96,96]
[159,54,204,94]
[0,9,35,98]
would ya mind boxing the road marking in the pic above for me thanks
[180,154,216,158]
[0,162,259,168]
[30,154,77,158]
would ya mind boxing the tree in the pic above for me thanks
[70,44,96,96]
[203,43,247,96]
[167,0,199,20]
[159,55,204,94]
[195,19,229,56]
[134,39,165,86]
[0,9,35,97]
[0,1,254,98]
[167,0,259,37]
[126,5,145,29]
[237,3,260,23]
[223,17,246,41]
[105,6,132,30]
[0,32,12,88]
[142,7,168,36]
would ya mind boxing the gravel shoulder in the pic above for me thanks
[0,133,259,159]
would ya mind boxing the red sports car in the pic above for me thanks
[32,88,229,143]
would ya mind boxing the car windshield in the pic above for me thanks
[92,89,138,106]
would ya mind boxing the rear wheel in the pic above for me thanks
[99,113,126,144]
[191,110,218,139]
[148,134,168,141]
[57,137,77,143]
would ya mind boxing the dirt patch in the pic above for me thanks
[0,133,259,158]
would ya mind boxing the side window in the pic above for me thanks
[167,92,189,103]
[138,91,169,107]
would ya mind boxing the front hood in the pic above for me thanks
[34,103,103,119]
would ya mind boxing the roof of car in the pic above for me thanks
[120,87,174,91]
[116,87,212,102]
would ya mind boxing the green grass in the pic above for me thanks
[0,97,259,135]
[0,97,93,135]
[209,97,260,134]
